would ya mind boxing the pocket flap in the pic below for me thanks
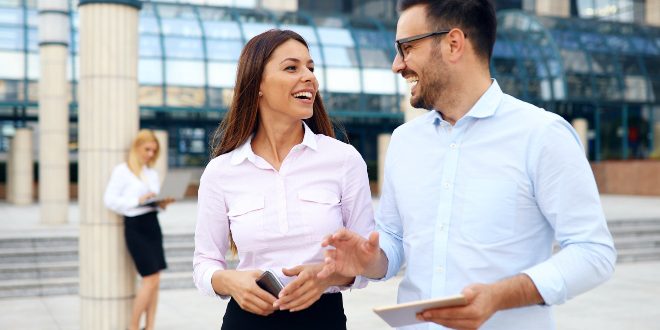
[227,195,265,217]
[298,189,340,205]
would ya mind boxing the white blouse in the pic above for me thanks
[104,162,161,217]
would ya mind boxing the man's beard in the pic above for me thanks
[409,62,445,110]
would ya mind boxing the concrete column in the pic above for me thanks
[377,134,391,196]
[9,128,34,205]
[572,118,589,156]
[535,0,570,17]
[648,0,660,26]
[260,0,297,11]
[77,1,141,329]
[38,0,70,224]
[6,137,14,203]
[153,130,168,185]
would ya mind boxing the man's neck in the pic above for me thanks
[436,74,492,126]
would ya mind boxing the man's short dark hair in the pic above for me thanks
[398,0,496,62]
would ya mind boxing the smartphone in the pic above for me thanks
[256,270,284,297]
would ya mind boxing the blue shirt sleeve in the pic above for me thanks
[522,116,616,305]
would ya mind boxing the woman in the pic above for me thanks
[104,129,174,330]
[193,29,374,330]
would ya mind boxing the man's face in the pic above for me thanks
[392,5,449,110]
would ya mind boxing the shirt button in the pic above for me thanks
[449,143,457,149]
[436,266,444,273]
[442,182,451,189]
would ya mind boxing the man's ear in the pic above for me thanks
[445,28,467,62]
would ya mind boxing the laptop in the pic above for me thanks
[142,171,192,207]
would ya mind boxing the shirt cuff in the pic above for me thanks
[522,261,568,306]
[203,266,230,300]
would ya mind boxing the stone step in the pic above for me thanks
[613,234,660,249]
[616,246,660,263]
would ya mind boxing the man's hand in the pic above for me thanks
[416,274,543,330]
[416,284,498,330]
[275,263,331,312]
[318,229,384,279]
[212,270,276,316]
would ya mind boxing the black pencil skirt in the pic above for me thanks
[124,211,167,277]
[221,292,347,330]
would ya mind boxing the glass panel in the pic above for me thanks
[0,79,20,101]
[166,86,205,107]
[279,25,317,44]
[309,45,323,65]
[206,39,242,61]
[365,94,398,113]
[325,67,361,93]
[139,17,160,34]
[362,69,396,94]
[352,29,388,49]
[593,76,620,100]
[160,18,202,37]
[208,87,232,108]
[359,48,390,68]
[202,21,241,40]
[317,27,354,47]
[139,85,163,106]
[0,51,23,79]
[325,92,360,111]
[241,23,277,40]
[0,7,22,24]
[600,107,623,160]
[166,60,205,86]
[590,53,618,74]
[140,35,161,57]
[139,59,163,85]
[624,76,648,102]
[0,26,23,50]
[323,46,357,67]
[644,56,660,76]
[208,62,237,88]
[27,28,37,51]
[560,49,589,73]
[164,37,204,59]
[27,53,38,80]
[26,8,36,27]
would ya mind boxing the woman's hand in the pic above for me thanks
[212,270,277,316]
[276,263,353,312]
[138,192,156,205]
[157,197,175,210]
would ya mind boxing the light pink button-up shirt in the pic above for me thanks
[193,122,375,297]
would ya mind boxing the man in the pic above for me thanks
[318,1,616,329]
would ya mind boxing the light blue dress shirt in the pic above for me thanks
[377,80,616,330]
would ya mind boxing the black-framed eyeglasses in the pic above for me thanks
[394,30,450,60]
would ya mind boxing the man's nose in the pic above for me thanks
[392,53,405,74]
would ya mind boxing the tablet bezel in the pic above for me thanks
[373,294,467,328]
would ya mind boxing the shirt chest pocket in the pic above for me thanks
[460,179,517,244]
[226,195,265,250]
[297,189,343,239]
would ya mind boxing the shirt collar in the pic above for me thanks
[463,79,503,119]
[428,79,503,125]
[229,121,317,166]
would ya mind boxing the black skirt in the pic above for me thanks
[221,292,347,330]
[124,211,167,277]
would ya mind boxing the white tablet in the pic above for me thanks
[373,294,467,328]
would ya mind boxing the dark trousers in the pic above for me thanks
[221,292,347,330]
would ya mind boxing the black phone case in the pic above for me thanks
[256,271,284,297]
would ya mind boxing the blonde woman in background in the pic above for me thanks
[104,129,174,330]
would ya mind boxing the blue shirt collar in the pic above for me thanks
[429,79,504,125]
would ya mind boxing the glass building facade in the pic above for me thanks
[0,0,658,174]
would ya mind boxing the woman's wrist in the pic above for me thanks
[211,269,234,296]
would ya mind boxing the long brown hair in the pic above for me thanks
[210,29,337,255]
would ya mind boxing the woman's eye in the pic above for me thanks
[308,67,315,72]
[285,66,296,71]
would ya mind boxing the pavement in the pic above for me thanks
[1,194,660,329]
